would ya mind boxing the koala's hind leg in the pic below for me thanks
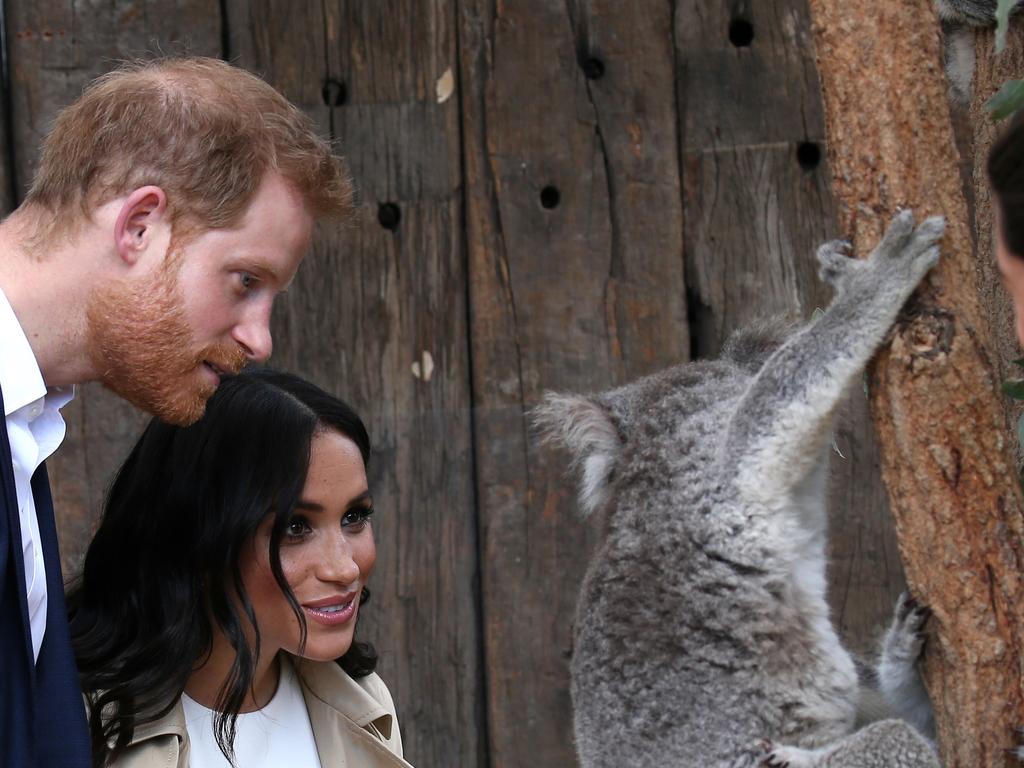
[762,720,939,768]
[723,211,943,503]
[876,593,934,741]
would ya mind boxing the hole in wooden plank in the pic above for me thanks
[540,186,561,209]
[728,18,754,47]
[581,57,605,80]
[322,78,347,107]
[797,141,822,171]
[378,202,401,230]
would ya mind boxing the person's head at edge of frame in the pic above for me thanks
[989,108,1024,346]
[67,367,377,766]
[3,56,353,425]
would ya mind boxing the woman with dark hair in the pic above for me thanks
[989,110,1024,344]
[67,369,413,767]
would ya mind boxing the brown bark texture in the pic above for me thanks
[806,2,1024,765]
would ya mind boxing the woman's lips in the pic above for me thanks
[302,593,358,627]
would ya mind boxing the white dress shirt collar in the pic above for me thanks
[0,287,73,416]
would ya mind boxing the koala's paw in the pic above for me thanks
[866,209,944,289]
[816,239,860,287]
[883,592,931,663]
[759,741,818,768]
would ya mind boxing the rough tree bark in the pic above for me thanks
[805,2,1024,766]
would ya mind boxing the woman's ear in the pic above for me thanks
[113,185,168,266]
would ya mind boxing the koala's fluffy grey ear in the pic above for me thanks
[532,393,622,517]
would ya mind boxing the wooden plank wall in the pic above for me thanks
[1,1,907,765]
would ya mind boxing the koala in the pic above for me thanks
[935,0,1022,101]
[533,211,944,768]
[936,0,1004,25]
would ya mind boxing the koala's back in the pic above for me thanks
[570,355,857,767]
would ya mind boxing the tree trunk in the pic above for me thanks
[805,2,1024,765]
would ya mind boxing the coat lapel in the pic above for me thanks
[297,660,412,768]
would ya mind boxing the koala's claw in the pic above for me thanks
[896,591,932,631]
[884,591,931,663]
[816,239,856,286]
[758,741,819,768]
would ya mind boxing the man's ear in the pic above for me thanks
[113,186,168,266]
[532,393,622,518]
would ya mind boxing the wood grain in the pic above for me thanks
[459,1,687,764]
[226,2,485,764]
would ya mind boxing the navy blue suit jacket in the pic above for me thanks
[0,387,91,767]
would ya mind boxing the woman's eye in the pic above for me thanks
[285,518,311,538]
[342,507,374,530]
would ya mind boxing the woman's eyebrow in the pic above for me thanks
[295,490,372,512]
[346,491,373,507]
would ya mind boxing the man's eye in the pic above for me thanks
[238,272,257,290]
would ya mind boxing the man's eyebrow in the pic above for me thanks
[243,258,283,286]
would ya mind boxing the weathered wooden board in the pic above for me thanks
[225,2,484,765]
[677,0,904,653]
[4,0,221,573]
[459,0,687,764]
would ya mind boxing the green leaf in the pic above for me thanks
[998,0,1017,53]
[1014,358,1024,368]
[986,79,1024,120]
[1016,412,1024,452]
[1002,380,1024,399]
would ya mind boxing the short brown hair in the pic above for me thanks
[25,56,353,239]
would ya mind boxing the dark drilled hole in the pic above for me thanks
[797,141,822,170]
[729,18,754,47]
[581,57,605,80]
[322,78,347,107]
[378,202,401,230]
[540,186,561,209]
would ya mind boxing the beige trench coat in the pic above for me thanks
[109,657,414,768]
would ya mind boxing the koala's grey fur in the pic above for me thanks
[935,0,1022,101]
[534,212,944,768]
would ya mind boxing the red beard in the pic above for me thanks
[85,254,246,426]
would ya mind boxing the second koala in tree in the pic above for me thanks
[934,0,1022,100]
[534,212,944,768]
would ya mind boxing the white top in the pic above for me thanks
[0,286,73,662]
[182,659,323,768]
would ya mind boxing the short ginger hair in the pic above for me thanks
[24,56,353,239]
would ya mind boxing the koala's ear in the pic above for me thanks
[532,393,622,517]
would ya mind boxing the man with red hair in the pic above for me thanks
[0,57,353,767]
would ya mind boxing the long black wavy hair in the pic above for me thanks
[67,368,378,767]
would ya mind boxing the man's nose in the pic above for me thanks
[232,308,273,362]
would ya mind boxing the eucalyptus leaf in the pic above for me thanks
[986,79,1024,120]
[1002,380,1024,399]
[997,0,1016,53]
